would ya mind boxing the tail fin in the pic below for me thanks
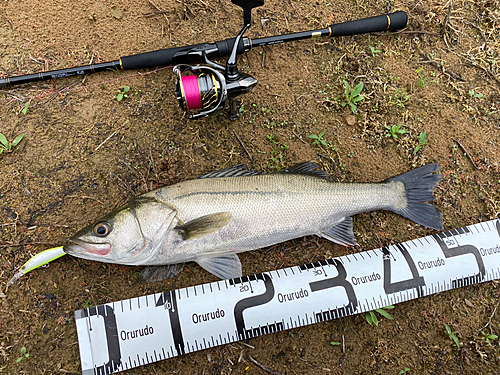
[387,164,443,230]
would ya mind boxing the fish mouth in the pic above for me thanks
[64,239,111,257]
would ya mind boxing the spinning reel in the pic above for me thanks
[173,0,263,120]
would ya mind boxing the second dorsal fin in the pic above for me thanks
[280,162,331,180]
[196,164,261,179]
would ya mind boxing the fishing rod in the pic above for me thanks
[0,0,408,119]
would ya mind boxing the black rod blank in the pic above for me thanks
[0,11,407,88]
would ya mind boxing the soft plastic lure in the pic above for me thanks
[6,246,66,287]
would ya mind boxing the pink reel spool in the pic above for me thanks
[180,74,202,110]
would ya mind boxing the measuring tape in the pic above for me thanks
[74,219,500,374]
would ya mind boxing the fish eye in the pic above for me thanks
[93,221,111,237]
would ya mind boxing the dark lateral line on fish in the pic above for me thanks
[169,183,368,202]
[170,190,281,201]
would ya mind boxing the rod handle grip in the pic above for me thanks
[120,38,246,70]
[329,11,408,36]
[120,43,210,70]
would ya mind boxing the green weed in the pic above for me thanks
[366,305,395,326]
[413,131,428,155]
[81,300,93,309]
[444,324,460,348]
[0,133,24,155]
[16,347,29,363]
[308,130,328,147]
[116,86,130,101]
[481,331,498,344]
[341,81,364,113]
[468,89,483,99]
[385,124,407,139]
[369,45,382,57]
[398,368,410,374]
[330,341,341,346]
[22,102,29,115]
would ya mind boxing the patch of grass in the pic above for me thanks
[16,347,29,363]
[390,88,411,108]
[267,133,289,171]
[413,131,428,155]
[385,124,407,139]
[416,67,432,88]
[0,133,24,155]
[365,305,395,326]
[341,81,364,113]
[444,324,460,348]
[116,86,130,101]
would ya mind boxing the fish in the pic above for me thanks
[64,162,443,280]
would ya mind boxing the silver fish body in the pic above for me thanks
[64,162,442,279]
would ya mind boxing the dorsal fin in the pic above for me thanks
[280,162,331,180]
[196,164,261,179]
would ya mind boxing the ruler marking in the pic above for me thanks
[75,219,500,374]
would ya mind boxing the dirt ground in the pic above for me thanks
[1,0,500,374]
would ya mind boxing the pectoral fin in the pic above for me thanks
[320,217,358,246]
[195,253,242,279]
[175,212,232,240]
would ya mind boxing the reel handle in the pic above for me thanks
[329,11,408,36]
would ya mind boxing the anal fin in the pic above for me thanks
[320,217,357,246]
[195,253,242,279]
